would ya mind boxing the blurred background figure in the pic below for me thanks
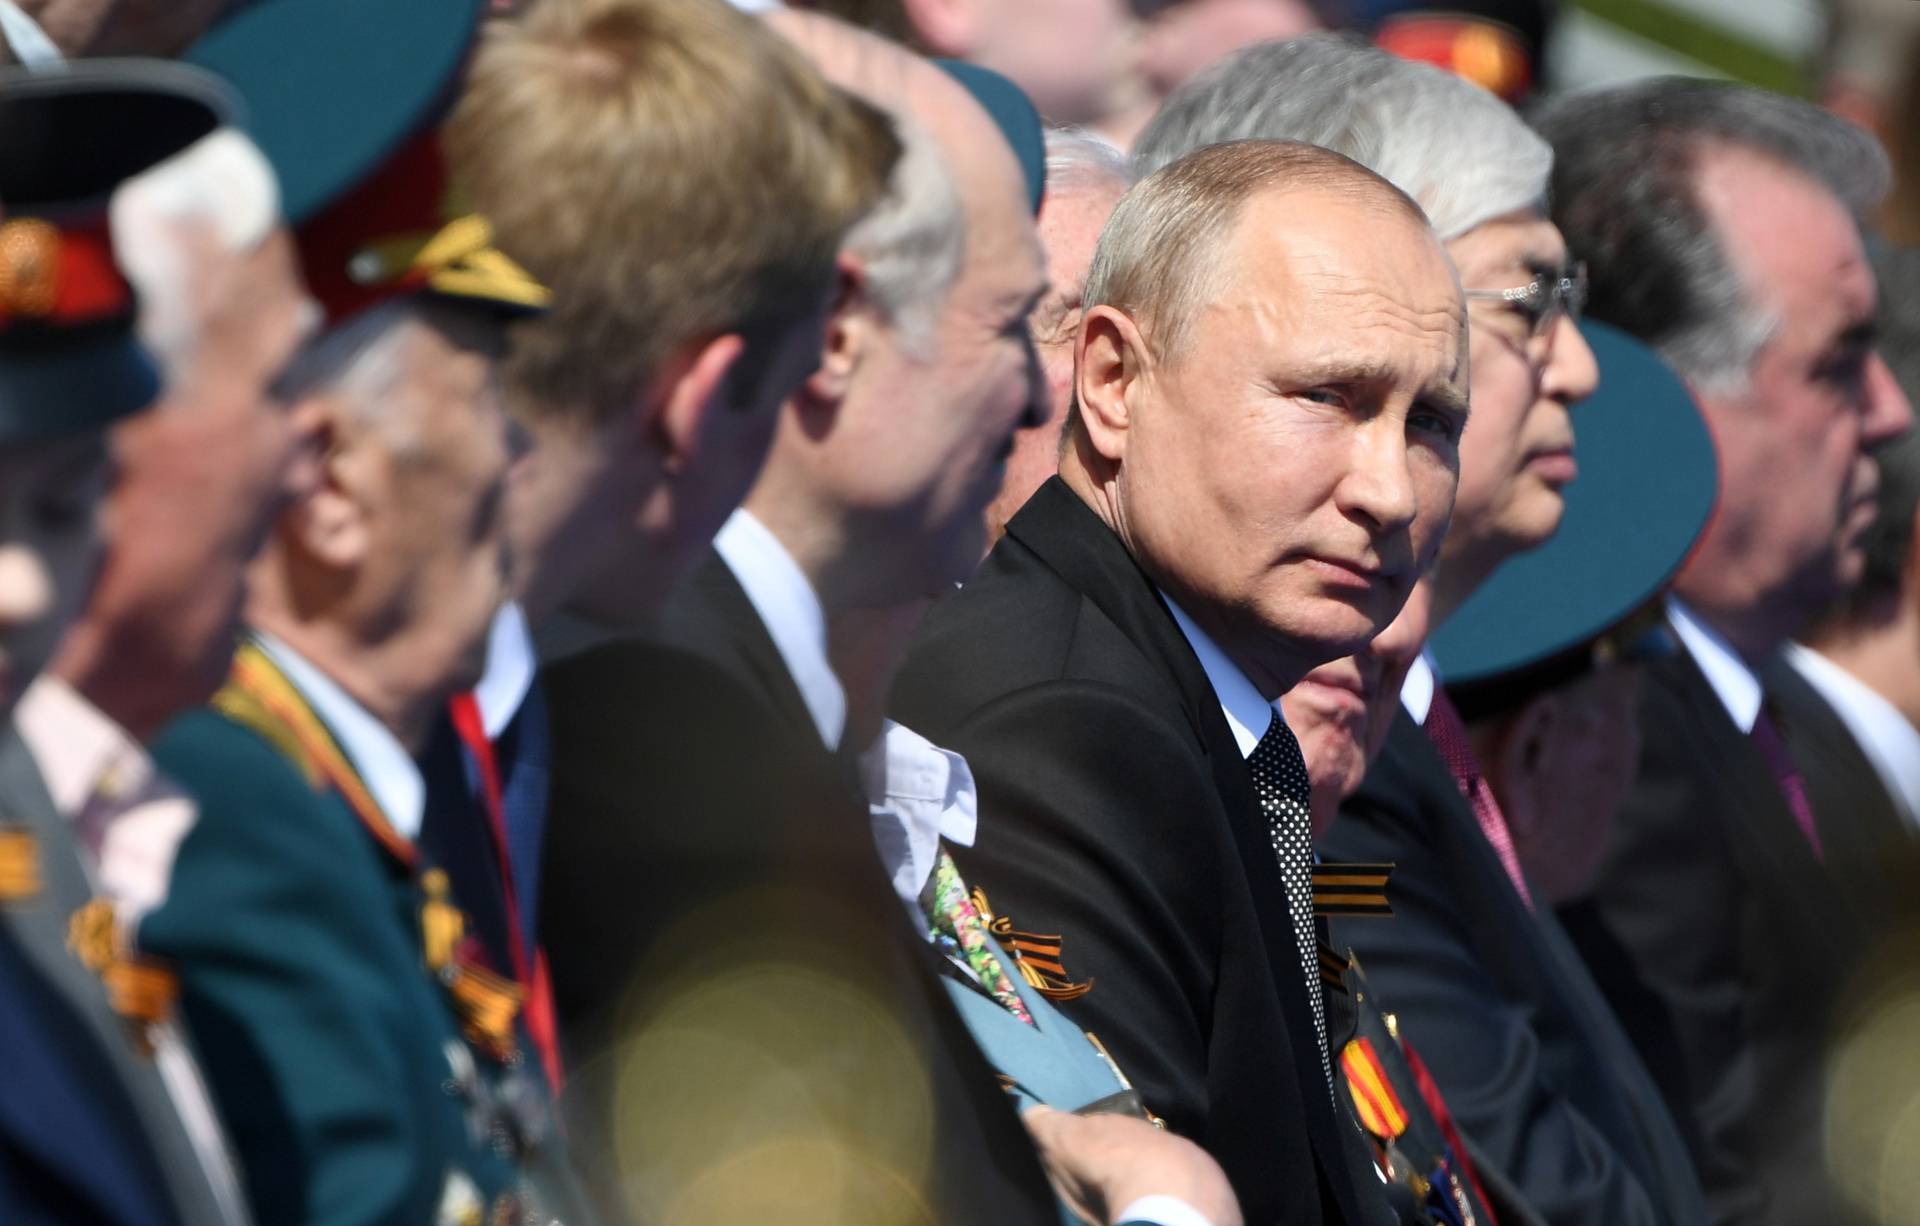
[1540,77,1914,1226]
[985,128,1128,549]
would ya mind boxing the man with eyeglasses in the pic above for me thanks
[1131,37,1721,1226]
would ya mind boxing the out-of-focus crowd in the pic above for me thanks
[3,0,1920,1224]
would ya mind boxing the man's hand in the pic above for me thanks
[1022,1105,1243,1226]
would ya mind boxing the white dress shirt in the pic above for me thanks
[472,601,537,740]
[1160,593,1278,759]
[1398,648,1438,725]
[714,508,847,752]
[255,632,426,841]
[861,720,980,926]
[1786,642,1920,831]
[1667,597,1764,733]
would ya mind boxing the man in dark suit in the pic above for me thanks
[895,138,1469,1224]
[1536,80,1916,1225]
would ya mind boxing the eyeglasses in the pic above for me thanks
[1465,261,1588,338]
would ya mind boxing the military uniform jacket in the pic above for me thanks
[0,726,244,1226]
[143,640,538,1226]
[891,478,1388,1226]
[1324,709,1707,1226]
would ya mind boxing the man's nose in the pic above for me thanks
[1544,314,1600,406]
[1336,420,1418,534]
[1862,350,1914,448]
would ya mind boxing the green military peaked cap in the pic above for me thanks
[1431,319,1718,700]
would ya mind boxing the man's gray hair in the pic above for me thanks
[275,300,420,450]
[1084,138,1428,364]
[841,108,965,353]
[1534,77,1891,394]
[1045,127,1130,202]
[1131,33,1551,241]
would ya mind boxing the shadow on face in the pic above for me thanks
[0,434,113,719]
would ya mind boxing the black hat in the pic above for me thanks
[0,59,236,443]
[1431,319,1718,715]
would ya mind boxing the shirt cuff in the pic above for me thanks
[1114,1194,1216,1226]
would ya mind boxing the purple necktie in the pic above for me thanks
[1423,689,1535,911]
[1749,707,1824,859]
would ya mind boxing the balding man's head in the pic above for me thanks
[1090,139,1431,364]
[746,9,1047,601]
[1067,138,1465,695]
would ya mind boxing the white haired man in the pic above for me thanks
[1539,79,1914,1225]
[1130,37,1705,1226]
[986,127,1131,548]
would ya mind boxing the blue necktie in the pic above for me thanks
[497,681,551,950]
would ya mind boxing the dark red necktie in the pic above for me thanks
[1748,705,1823,859]
[448,691,565,1091]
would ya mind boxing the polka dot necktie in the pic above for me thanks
[1248,718,1333,1099]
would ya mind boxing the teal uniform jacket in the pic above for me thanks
[144,700,520,1225]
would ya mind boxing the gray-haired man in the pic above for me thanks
[1539,79,1913,1226]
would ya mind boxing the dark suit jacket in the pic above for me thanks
[1571,644,1908,1225]
[890,478,1386,1226]
[540,614,1057,1224]
[0,728,207,1226]
[1324,712,1707,1226]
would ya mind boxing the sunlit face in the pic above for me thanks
[831,103,1046,599]
[353,308,513,696]
[0,434,113,719]
[986,175,1126,549]
[1440,210,1599,598]
[968,0,1141,124]
[1283,577,1433,835]
[1678,148,1914,635]
[1108,187,1468,695]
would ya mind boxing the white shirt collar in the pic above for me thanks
[714,508,847,752]
[860,719,979,927]
[472,601,536,740]
[1399,648,1438,725]
[1785,643,1920,830]
[1161,593,1274,758]
[254,631,426,841]
[1667,597,1764,733]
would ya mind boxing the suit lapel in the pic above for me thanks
[683,551,821,744]
[1006,479,1367,1223]
[1663,652,1857,950]
[1380,711,1697,1217]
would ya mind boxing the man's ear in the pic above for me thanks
[1075,305,1147,464]
[802,251,869,410]
[645,332,747,476]
[1493,695,1557,841]
[284,401,370,572]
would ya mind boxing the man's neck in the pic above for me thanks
[1671,585,1792,663]
[249,614,438,753]
[1805,604,1920,730]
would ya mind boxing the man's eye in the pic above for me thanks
[1409,405,1462,443]
[1296,388,1347,408]
[1815,354,1869,393]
